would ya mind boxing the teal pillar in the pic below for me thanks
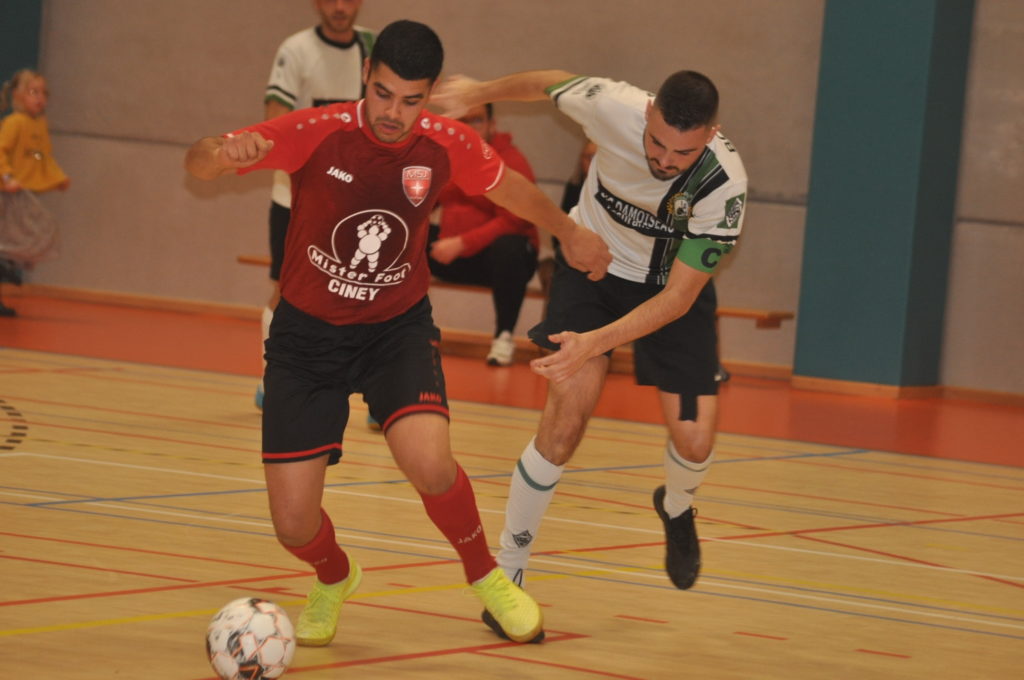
[0,1,43,80]
[794,0,974,388]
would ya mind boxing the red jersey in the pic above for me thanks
[235,101,505,324]
[436,131,539,255]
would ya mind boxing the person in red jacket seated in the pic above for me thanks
[427,103,539,366]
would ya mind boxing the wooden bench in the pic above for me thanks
[237,254,794,328]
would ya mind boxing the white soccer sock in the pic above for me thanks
[497,438,564,582]
[259,306,273,390]
[663,441,714,518]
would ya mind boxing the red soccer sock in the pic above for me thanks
[283,508,351,585]
[420,465,497,583]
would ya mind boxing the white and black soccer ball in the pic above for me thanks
[206,597,295,680]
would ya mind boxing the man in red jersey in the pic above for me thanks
[185,20,608,647]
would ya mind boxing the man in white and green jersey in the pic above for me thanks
[434,69,747,639]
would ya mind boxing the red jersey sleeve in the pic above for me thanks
[435,117,506,195]
[230,104,355,175]
[498,142,536,183]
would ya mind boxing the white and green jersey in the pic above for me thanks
[547,76,747,285]
[265,25,375,207]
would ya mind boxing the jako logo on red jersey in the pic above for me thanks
[402,166,432,207]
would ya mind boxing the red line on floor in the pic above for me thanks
[717,511,1024,542]
[700,481,963,517]
[784,458,1024,491]
[0,554,198,582]
[734,631,788,640]
[472,648,643,679]
[0,531,307,573]
[492,487,766,530]
[855,648,911,659]
[797,534,1024,590]
[196,632,587,679]
[614,614,668,624]
[0,559,463,608]
[0,571,311,607]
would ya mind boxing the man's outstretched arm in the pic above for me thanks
[485,168,610,281]
[184,131,275,180]
[432,70,578,117]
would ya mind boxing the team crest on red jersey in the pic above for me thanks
[402,166,432,207]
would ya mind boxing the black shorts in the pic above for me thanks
[530,256,718,397]
[268,201,290,281]
[261,296,449,465]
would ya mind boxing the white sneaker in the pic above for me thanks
[486,331,515,366]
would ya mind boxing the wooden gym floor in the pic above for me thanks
[1,293,1022,679]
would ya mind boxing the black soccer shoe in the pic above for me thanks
[0,301,15,317]
[652,485,701,589]
[481,609,546,644]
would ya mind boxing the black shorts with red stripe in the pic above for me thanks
[261,296,449,465]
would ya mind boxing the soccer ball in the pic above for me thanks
[206,597,295,680]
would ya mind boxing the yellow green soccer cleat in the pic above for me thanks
[295,560,363,647]
[471,567,544,643]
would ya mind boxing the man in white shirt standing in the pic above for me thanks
[257,0,375,409]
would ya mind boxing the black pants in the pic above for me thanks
[427,225,538,336]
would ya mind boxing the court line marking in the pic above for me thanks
[518,560,1024,635]
[0,530,309,573]
[6,505,1021,641]
[11,496,1024,630]
[470,648,643,679]
[8,452,1023,585]
[6,348,1022,476]
[0,418,257,453]
[198,631,589,679]
[0,553,198,582]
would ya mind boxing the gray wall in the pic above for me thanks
[29,0,1023,394]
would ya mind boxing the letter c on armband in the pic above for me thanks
[700,247,722,270]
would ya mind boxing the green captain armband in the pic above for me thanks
[544,75,587,97]
[677,237,733,273]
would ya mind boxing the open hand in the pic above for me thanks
[529,331,599,383]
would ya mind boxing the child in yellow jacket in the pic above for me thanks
[0,69,67,316]
[1,69,68,192]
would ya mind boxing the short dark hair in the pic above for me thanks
[369,20,444,83]
[654,70,719,131]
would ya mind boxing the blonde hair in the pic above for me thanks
[1,68,44,114]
